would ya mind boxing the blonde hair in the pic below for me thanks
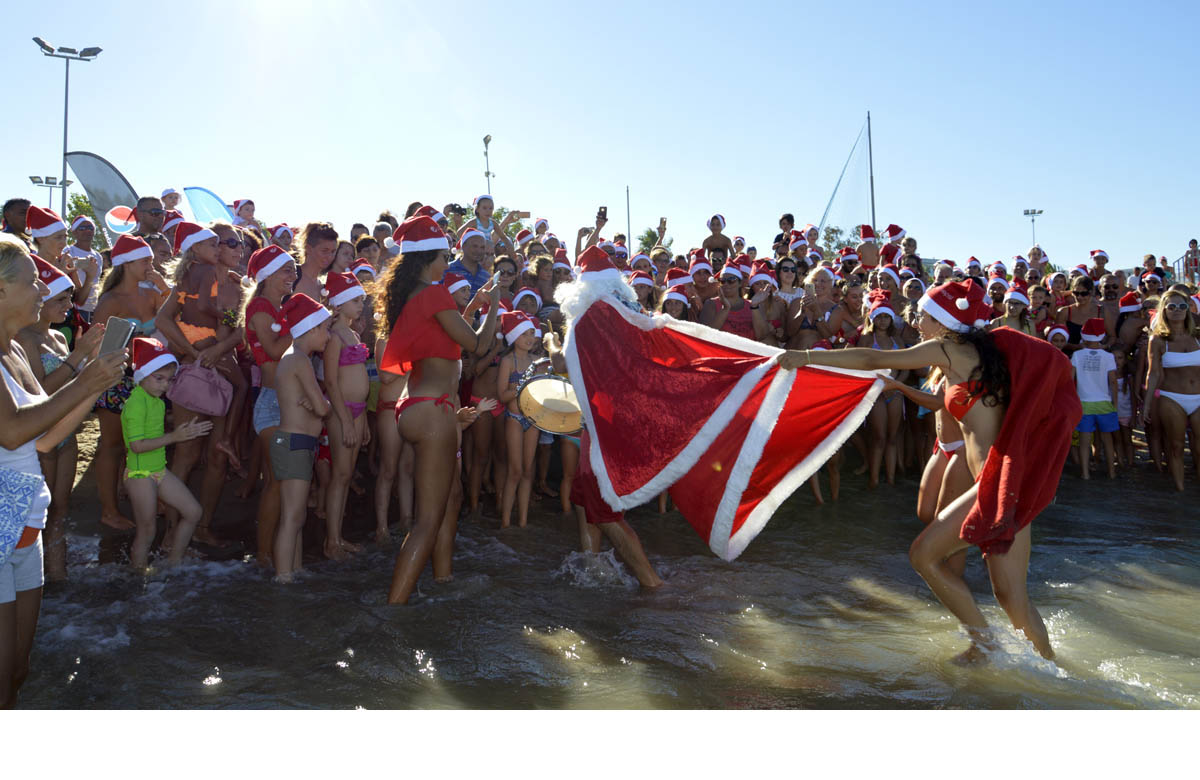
[0,235,31,282]
[1152,290,1197,338]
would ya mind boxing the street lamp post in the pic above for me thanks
[29,175,74,209]
[32,37,102,216]
[1022,208,1043,246]
[482,134,494,195]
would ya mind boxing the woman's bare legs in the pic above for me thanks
[883,395,904,485]
[936,453,974,578]
[467,410,494,519]
[388,403,458,604]
[917,452,949,526]
[374,405,401,542]
[397,440,415,531]
[96,409,131,530]
[985,524,1053,659]
[0,585,42,709]
[866,400,886,488]
[1159,397,1188,491]
[559,437,579,516]
[39,435,76,582]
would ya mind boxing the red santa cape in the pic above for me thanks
[562,290,882,561]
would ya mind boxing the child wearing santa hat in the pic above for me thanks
[1071,318,1118,480]
[320,273,372,562]
[496,311,548,530]
[271,293,333,583]
[122,338,212,569]
[700,213,735,259]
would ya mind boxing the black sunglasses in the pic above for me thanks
[778,265,797,273]
[721,276,740,284]
[1073,290,1091,296]
[218,238,242,248]
[143,208,165,217]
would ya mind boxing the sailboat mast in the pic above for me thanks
[867,111,877,232]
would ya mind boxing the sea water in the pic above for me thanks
[22,467,1199,709]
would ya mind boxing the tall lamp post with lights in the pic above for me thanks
[28,176,73,209]
[31,37,102,215]
[1023,208,1043,245]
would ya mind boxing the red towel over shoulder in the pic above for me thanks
[378,284,461,376]
[960,327,1082,557]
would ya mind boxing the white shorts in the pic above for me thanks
[1,534,44,603]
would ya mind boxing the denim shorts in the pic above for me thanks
[1,534,43,603]
[253,387,281,434]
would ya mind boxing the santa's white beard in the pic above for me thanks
[555,275,638,322]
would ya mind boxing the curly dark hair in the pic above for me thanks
[376,249,444,331]
[952,328,1010,408]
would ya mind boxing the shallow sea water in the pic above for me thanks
[21,465,1200,709]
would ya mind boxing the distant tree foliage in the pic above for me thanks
[66,193,108,250]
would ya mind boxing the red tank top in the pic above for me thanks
[245,297,285,366]
[380,284,461,376]
[721,300,755,340]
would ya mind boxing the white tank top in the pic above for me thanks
[0,361,52,528]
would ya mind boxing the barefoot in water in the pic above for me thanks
[538,483,559,498]
[323,541,350,562]
[341,539,363,554]
[373,527,392,546]
[951,643,992,666]
[101,513,135,532]
[434,574,454,584]
[193,526,231,548]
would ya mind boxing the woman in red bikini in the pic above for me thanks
[786,280,1080,662]
[378,216,500,605]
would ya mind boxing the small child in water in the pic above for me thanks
[271,294,332,583]
[122,338,211,569]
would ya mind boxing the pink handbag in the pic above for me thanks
[166,361,233,417]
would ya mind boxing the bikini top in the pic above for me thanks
[126,317,157,335]
[945,380,985,422]
[339,341,369,366]
[40,351,64,375]
[379,284,461,376]
[1162,341,1200,368]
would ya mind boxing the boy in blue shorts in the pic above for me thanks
[1071,318,1117,480]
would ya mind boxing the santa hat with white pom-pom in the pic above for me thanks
[918,280,993,333]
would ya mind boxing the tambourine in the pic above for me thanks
[517,374,582,435]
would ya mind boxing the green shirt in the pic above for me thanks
[121,384,166,476]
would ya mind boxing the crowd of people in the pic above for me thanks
[1,189,1198,705]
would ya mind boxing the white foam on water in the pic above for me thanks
[553,550,638,590]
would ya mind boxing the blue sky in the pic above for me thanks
[2,0,1197,271]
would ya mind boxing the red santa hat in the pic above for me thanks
[1091,249,1108,261]
[270,223,294,240]
[553,247,570,263]
[1004,279,1030,305]
[131,337,179,383]
[174,221,217,255]
[1081,317,1105,343]
[515,228,534,246]
[868,289,897,322]
[69,214,95,231]
[802,223,818,236]
[987,271,1010,291]
[665,267,693,288]
[1045,323,1069,342]
[918,280,993,333]
[749,262,777,288]
[455,228,487,250]
[989,260,1008,275]
[351,258,377,280]
[415,205,446,223]
[499,311,536,345]
[613,244,629,258]
[232,199,253,213]
[534,218,548,231]
[33,254,73,300]
[161,210,184,233]
[883,224,906,242]
[442,272,470,296]
[878,263,902,288]
[513,286,543,309]
[689,254,713,275]
[472,194,493,207]
[247,245,293,283]
[966,256,982,269]
[628,271,655,288]
[577,245,621,282]
[733,235,745,246]
[1071,263,1089,275]
[839,247,859,263]
[631,252,650,266]
[789,234,808,252]
[26,206,66,238]
[1118,291,1141,314]
[395,216,451,253]
[858,225,876,243]
[279,293,330,338]
[663,289,690,306]
[111,234,153,267]
[706,214,726,230]
[322,271,365,307]
[720,264,744,281]
[1139,271,1162,286]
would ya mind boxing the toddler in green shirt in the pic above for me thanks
[122,338,212,569]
